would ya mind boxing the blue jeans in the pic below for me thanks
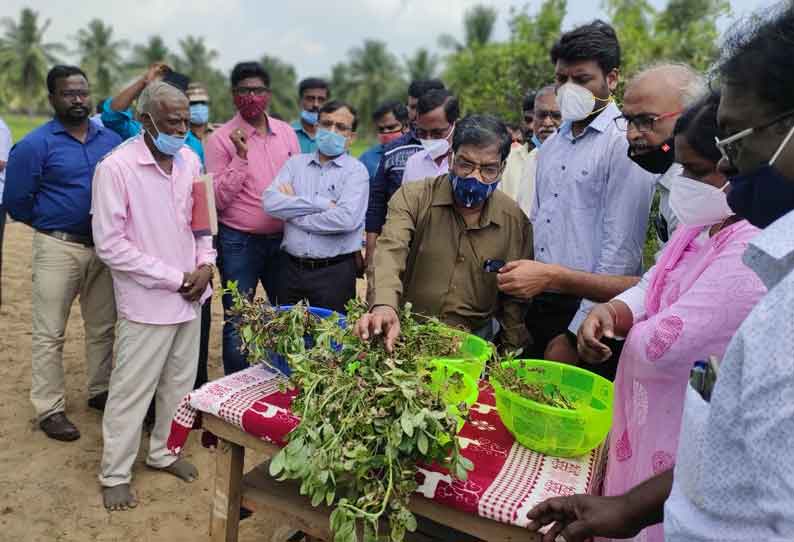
[217,223,284,375]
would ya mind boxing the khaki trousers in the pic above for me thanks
[99,316,200,487]
[31,232,116,420]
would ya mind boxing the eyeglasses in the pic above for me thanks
[614,111,681,133]
[452,156,503,182]
[534,110,562,122]
[376,124,403,134]
[319,119,353,133]
[58,90,90,99]
[715,109,794,165]
[415,124,453,140]
[234,86,270,96]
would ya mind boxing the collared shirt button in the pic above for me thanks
[554,193,559,198]
[561,165,566,170]
[546,219,551,223]
[457,255,465,263]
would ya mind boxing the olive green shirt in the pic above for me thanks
[372,174,532,349]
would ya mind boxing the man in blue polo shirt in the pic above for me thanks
[292,77,330,154]
[5,65,122,442]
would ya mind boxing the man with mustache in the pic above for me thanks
[4,65,122,441]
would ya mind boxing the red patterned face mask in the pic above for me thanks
[377,131,403,145]
[234,94,269,120]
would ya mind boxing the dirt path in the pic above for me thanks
[0,221,287,542]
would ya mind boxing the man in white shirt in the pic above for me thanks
[0,115,11,308]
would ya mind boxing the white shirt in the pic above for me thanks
[664,209,794,541]
[0,117,12,204]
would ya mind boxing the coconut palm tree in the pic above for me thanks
[345,39,405,134]
[74,19,128,99]
[173,35,218,83]
[0,8,65,113]
[128,35,171,71]
[404,48,439,81]
[438,4,498,52]
[260,55,298,121]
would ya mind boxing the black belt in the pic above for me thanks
[219,223,282,240]
[39,229,94,247]
[288,252,354,270]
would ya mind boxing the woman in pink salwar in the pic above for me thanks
[576,93,767,542]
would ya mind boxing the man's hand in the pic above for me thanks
[144,62,170,84]
[229,128,248,159]
[181,266,213,302]
[527,494,643,542]
[277,183,296,196]
[353,305,400,353]
[496,260,557,299]
[544,333,578,364]
[577,303,615,363]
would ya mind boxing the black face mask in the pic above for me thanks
[727,165,794,228]
[627,137,675,174]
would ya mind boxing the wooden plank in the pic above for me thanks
[203,413,282,457]
[209,438,245,542]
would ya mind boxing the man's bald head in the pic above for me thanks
[623,63,706,151]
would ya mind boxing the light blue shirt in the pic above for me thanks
[664,208,794,541]
[263,151,369,259]
[531,102,656,332]
[0,117,12,204]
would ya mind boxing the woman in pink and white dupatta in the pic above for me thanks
[576,93,767,542]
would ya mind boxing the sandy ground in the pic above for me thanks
[0,221,294,542]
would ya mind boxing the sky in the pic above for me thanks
[6,0,779,80]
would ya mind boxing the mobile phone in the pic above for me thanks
[483,259,506,273]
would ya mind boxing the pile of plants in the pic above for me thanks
[490,359,576,410]
[226,289,474,542]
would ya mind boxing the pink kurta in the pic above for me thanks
[602,221,766,542]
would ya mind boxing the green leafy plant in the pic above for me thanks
[490,359,576,410]
[225,288,474,542]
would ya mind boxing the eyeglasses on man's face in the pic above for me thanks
[452,156,502,182]
[715,109,794,165]
[614,111,681,133]
[319,119,353,133]
[234,86,270,96]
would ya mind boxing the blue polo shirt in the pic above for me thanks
[358,143,384,179]
[100,98,205,166]
[4,118,122,236]
[291,120,318,154]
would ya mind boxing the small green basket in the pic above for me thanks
[426,360,479,433]
[424,327,493,382]
[490,359,613,457]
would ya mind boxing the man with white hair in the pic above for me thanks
[498,56,704,369]
[92,81,216,510]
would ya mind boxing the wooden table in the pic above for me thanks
[203,414,540,542]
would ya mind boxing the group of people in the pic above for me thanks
[0,2,791,540]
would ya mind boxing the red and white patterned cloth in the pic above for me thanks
[168,365,606,528]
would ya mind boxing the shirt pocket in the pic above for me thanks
[569,158,605,210]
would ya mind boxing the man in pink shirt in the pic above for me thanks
[91,81,216,511]
[401,89,459,184]
[205,61,300,375]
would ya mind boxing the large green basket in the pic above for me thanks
[426,360,479,433]
[490,359,613,457]
[424,327,493,382]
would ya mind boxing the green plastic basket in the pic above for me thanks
[427,360,479,433]
[424,327,493,382]
[490,359,613,457]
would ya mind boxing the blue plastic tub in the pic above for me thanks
[266,305,346,375]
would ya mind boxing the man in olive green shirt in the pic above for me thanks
[356,115,532,351]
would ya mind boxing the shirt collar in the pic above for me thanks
[743,209,794,290]
[49,117,101,140]
[232,112,276,136]
[559,101,620,140]
[134,134,183,173]
[657,163,683,189]
[431,174,503,227]
[309,151,347,167]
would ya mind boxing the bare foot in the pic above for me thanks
[103,484,137,511]
[151,458,198,482]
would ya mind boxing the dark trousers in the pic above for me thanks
[0,205,5,307]
[218,223,284,375]
[525,292,622,381]
[194,291,212,389]
[283,253,357,314]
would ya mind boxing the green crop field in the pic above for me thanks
[3,112,49,142]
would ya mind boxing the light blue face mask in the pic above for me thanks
[316,129,347,157]
[145,114,187,156]
[531,133,543,149]
[189,103,209,125]
[301,109,319,126]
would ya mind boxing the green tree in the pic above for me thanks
[438,4,498,52]
[173,35,218,82]
[0,8,65,113]
[128,35,171,71]
[444,0,566,122]
[343,39,405,134]
[261,54,298,121]
[73,19,128,99]
[404,48,439,81]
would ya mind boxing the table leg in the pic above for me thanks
[210,437,245,542]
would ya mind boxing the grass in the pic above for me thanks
[3,112,49,142]
[350,138,374,158]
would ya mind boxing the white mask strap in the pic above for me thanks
[769,121,794,166]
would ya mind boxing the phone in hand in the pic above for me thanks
[483,259,506,273]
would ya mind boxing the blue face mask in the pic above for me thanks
[301,109,319,126]
[145,114,187,156]
[450,174,499,208]
[531,133,543,149]
[316,129,347,157]
[189,103,209,125]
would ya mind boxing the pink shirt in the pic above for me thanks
[205,113,299,234]
[91,136,216,325]
[401,149,449,184]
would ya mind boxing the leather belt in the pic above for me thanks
[288,252,354,270]
[39,230,94,247]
